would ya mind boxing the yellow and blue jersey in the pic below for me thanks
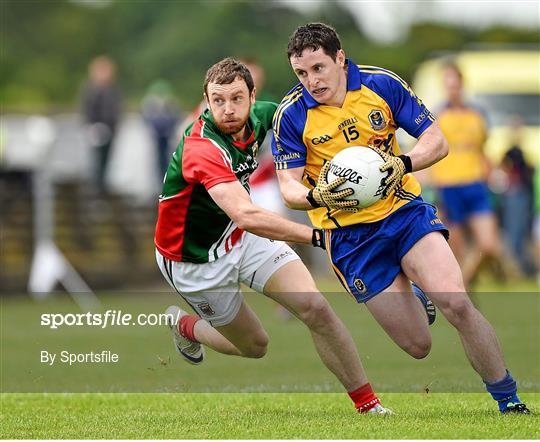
[271,60,436,229]
[431,103,488,187]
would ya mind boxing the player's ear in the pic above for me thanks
[250,87,257,104]
[337,49,346,67]
[203,93,210,106]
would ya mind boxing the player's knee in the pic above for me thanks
[408,342,431,359]
[440,295,474,325]
[296,295,333,329]
[241,335,269,359]
[243,344,267,359]
[403,337,431,359]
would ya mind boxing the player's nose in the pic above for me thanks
[307,73,319,88]
[224,101,235,114]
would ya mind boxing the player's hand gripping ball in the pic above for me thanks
[309,160,359,211]
[367,145,410,199]
[326,146,389,208]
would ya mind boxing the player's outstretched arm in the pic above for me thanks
[208,180,319,245]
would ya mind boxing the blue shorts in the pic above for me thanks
[438,181,492,224]
[325,198,449,303]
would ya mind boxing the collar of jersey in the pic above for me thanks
[232,129,255,150]
[202,107,261,150]
[303,59,362,109]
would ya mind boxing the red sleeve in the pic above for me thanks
[182,138,238,190]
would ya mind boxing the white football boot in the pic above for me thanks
[367,404,394,415]
[165,305,205,365]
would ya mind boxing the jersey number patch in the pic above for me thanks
[342,125,360,143]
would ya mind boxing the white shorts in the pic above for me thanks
[156,232,300,326]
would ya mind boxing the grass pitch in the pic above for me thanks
[1,392,538,439]
[2,282,538,393]
[1,279,538,438]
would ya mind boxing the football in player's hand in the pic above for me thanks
[327,146,388,208]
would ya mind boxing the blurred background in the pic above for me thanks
[0,0,538,393]
[1,0,539,293]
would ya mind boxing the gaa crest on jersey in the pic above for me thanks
[197,302,215,316]
[368,109,387,131]
[353,278,367,295]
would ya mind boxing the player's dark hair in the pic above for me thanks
[204,57,254,95]
[287,23,342,61]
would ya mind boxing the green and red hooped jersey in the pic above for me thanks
[155,101,278,263]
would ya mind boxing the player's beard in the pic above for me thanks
[215,117,248,136]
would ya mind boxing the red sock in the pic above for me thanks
[348,383,381,413]
[179,315,200,342]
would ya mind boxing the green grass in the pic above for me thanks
[1,279,538,438]
[1,281,538,393]
[1,392,538,439]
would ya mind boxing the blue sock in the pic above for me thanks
[484,370,521,412]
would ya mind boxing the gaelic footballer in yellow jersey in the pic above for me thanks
[270,23,531,416]
[429,62,506,293]
[431,103,488,187]
[272,60,435,229]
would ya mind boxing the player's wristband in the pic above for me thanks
[311,229,326,250]
[398,155,413,174]
[306,189,321,208]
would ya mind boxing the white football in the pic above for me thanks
[327,146,388,208]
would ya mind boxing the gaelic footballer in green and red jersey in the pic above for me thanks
[155,101,277,263]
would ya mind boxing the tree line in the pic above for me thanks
[1,0,537,112]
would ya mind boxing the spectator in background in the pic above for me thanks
[142,79,181,180]
[430,62,507,288]
[80,56,137,262]
[500,117,535,276]
[81,55,122,193]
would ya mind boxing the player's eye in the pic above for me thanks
[214,98,224,105]
[296,71,307,78]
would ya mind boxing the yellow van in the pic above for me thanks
[412,50,540,166]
